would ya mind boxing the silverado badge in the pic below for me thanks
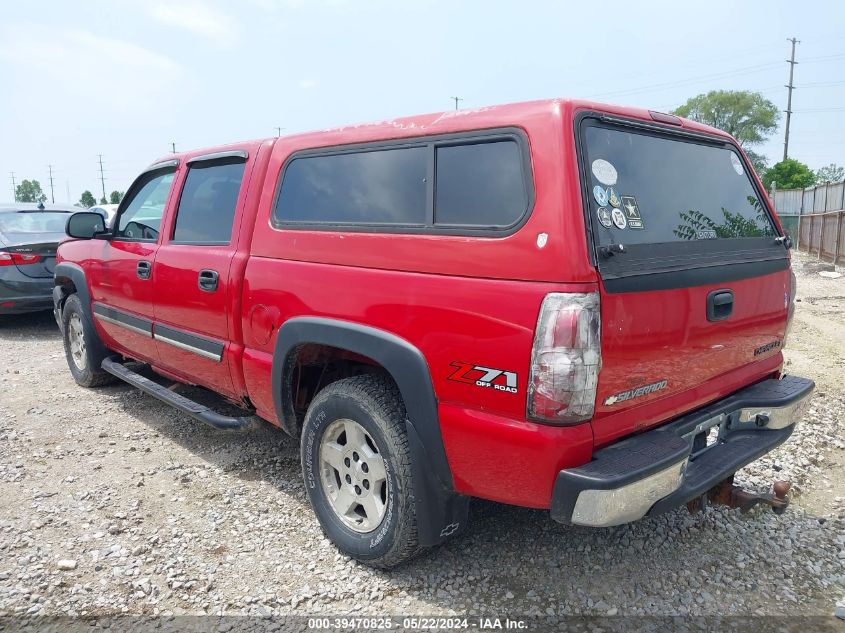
[604,379,668,406]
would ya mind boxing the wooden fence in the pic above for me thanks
[798,210,845,265]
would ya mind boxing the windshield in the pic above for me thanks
[0,212,70,234]
[583,124,775,247]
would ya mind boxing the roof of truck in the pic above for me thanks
[155,98,733,166]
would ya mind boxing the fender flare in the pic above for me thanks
[53,262,92,324]
[271,316,468,546]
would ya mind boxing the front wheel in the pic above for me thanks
[300,374,421,568]
[62,294,115,388]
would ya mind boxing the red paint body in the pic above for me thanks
[57,99,790,510]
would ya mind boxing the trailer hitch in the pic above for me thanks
[687,475,791,515]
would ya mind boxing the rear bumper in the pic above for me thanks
[0,272,54,314]
[550,375,814,527]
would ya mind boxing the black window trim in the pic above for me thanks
[270,127,535,237]
[187,149,248,164]
[111,164,178,244]
[573,110,786,272]
[168,154,248,247]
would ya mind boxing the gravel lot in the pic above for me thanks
[0,250,843,622]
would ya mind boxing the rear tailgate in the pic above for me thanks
[577,114,791,446]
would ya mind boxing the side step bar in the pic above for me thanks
[101,357,260,431]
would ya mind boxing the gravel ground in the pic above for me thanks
[0,250,843,622]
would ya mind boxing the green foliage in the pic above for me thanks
[15,179,47,203]
[815,163,844,183]
[99,196,107,205]
[79,191,96,208]
[674,197,772,240]
[762,159,817,190]
[109,191,124,204]
[672,90,779,149]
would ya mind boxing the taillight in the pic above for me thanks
[528,292,601,424]
[0,251,41,266]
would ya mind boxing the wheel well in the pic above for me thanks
[281,343,393,436]
[53,277,77,309]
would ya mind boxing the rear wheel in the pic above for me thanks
[300,374,421,568]
[62,294,115,388]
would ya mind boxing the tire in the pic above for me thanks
[61,294,115,388]
[300,374,421,568]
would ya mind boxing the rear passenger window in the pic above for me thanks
[435,140,527,227]
[276,147,427,225]
[273,130,532,233]
[172,158,246,244]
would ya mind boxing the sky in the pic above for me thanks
[1,0,844,204]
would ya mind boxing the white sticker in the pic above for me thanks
[730,153,744,176]
[592,159,618,186]
[611,207,628,230]
[536,232,548,248]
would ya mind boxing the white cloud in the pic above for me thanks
[0,24,183,111]
[149,2,239,46]
[299,78,319,89]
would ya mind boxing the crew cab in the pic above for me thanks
[54,99,813,567]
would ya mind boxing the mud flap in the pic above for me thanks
[406,420,469,546]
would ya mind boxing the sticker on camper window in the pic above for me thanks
[608,187,621,208]
[591,159,618,185]
[621,196,644,229]
[730,153,744,176]
[611,207,627,229]
[597,206,613,228]
[621,196,641,219]
[593,185,609,207]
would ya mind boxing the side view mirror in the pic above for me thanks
[66,212,107,239]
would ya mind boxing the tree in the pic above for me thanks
[79,191,96,208]
[673,90,779,175]
[15,179,47,203]
[109,190,124,204]
[762,159,817,190]
[815,163,844,183]
[99,196,107,205]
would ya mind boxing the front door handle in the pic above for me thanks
[707,289,733,321]
[198,269,219,292]
[136,260,152,280]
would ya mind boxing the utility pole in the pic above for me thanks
[450,96,463,110]
[275,127,284,137]
[97,155,107,203]
[10,172,17,202]
[171,142,177,153]
[783,37,800,161]
[47,165,55,204]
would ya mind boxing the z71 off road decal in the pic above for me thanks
[448,362,518,394]
[603,379,668,406]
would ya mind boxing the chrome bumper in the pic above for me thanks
[551,375,814,528]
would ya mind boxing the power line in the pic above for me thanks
[783,37,800,161]
[47,165,55,204]
[794,106,845,113]
[586,61,783,100]
[97,155,107,202]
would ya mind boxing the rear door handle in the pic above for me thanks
[707,289,733,321]
[198,269,219,292]
[136,260,152,280]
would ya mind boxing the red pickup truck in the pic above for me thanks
[55,99,813,567]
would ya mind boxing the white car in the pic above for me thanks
[89,204,118,229]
